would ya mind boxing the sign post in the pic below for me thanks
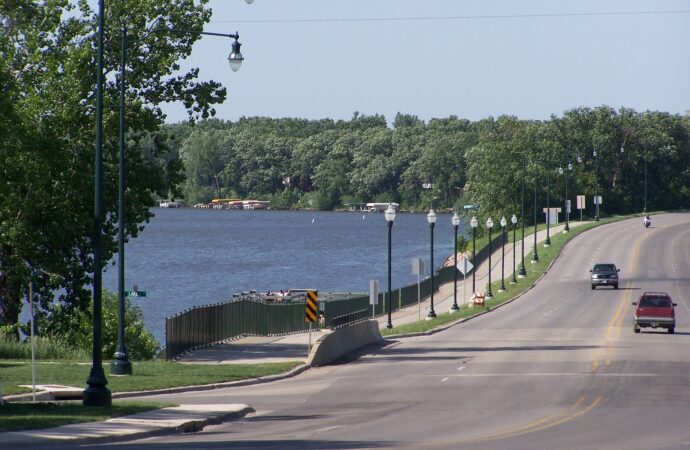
[457,258,474,306]
[412,258,424,321]
[305,290,318,355]
[369,279,379,319]
[577,195,586,222]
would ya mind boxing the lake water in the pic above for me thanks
[102,208,466,343]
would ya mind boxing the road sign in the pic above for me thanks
[594,195,603,205]
[411,258,424,276]
[457,258,473,276]
[125,291,147,298]
[577,195,586,209]
[565,199,572,213]
[369,280,379,305]
[305,290,318,323]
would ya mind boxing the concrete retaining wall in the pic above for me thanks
[308,320,384,366]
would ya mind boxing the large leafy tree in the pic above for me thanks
[0,0,228,331]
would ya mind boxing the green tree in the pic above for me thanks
[0,0,227,330]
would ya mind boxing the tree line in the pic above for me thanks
[174,107,690,225]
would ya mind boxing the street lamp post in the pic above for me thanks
[109,25,245,377]
[84,0,111,407]
[111,24,132,376]
[451,213,461,311]
[559,160,572,232]
[532,174,539,263]
[486,217,494,298]
[545,149,551,246]
[499,216,507,292]
[511,214,518,284]
[427,209,437,318]
[594,149,599,221]
[384,204,396,328]
[643,153,647,213]
[519,156,527,277]
[470,216,478,293]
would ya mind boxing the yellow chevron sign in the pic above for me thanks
[305,290,318,323]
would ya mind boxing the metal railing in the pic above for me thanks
[165,237,503,360]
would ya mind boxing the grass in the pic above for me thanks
[0,337,90,361]
[0,401,173,432]
[0,360,302,396]
[381,215,630,336]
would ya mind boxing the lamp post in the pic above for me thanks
[451,212,461,311]
[470,216,478,294]
[642,153,647,213]
[384,204,396,328]
[559,160,572,232]
[593,149,599,221]
[545,149,551,246]
[427,208,437,318]
[84,0,111,407]
[110,26,245,377]
[111,25,132,376]
[486,217,494,298]
[510,214,517,284]
[519,156,527,277]
[532,173,539,263]
[499,216,507,292]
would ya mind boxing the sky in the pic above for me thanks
[160,0,690,125]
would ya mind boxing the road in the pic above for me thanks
[87,213,690,449]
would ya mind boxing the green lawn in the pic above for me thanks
[0,360,302,396]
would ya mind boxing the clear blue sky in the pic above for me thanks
[161,0,690,125]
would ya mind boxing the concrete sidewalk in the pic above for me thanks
[2,404,254,447]
[1,221,587,446]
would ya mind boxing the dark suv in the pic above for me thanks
[633,292,676,334]
[590,263,619,290]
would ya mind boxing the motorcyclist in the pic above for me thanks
[643,215,651,228]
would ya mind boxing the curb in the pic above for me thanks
[113,363,311,399]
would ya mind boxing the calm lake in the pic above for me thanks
[102,208,467,343]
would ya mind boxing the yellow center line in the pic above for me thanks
[594,228,653,373]
[439,396,601,445]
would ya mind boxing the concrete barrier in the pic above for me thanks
[308,320,384,366]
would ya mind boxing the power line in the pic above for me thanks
[211,9,690,25]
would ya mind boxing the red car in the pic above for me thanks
[632,292,676,334]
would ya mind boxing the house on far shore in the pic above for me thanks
[365,202,399,213]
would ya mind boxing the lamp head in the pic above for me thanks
[558,166,563,175]
[470,216,478,228]
[228,37,243,72]
[511,214,518,225]
[427,208,437,225]
[500,216,507,227]
[451,212,460,227]
[486,217,493,228]
[384,204,396,223]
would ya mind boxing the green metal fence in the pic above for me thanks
[165,236,506,360]
[165,295,311,360]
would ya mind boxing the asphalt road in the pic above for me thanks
[85,213,690,450]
